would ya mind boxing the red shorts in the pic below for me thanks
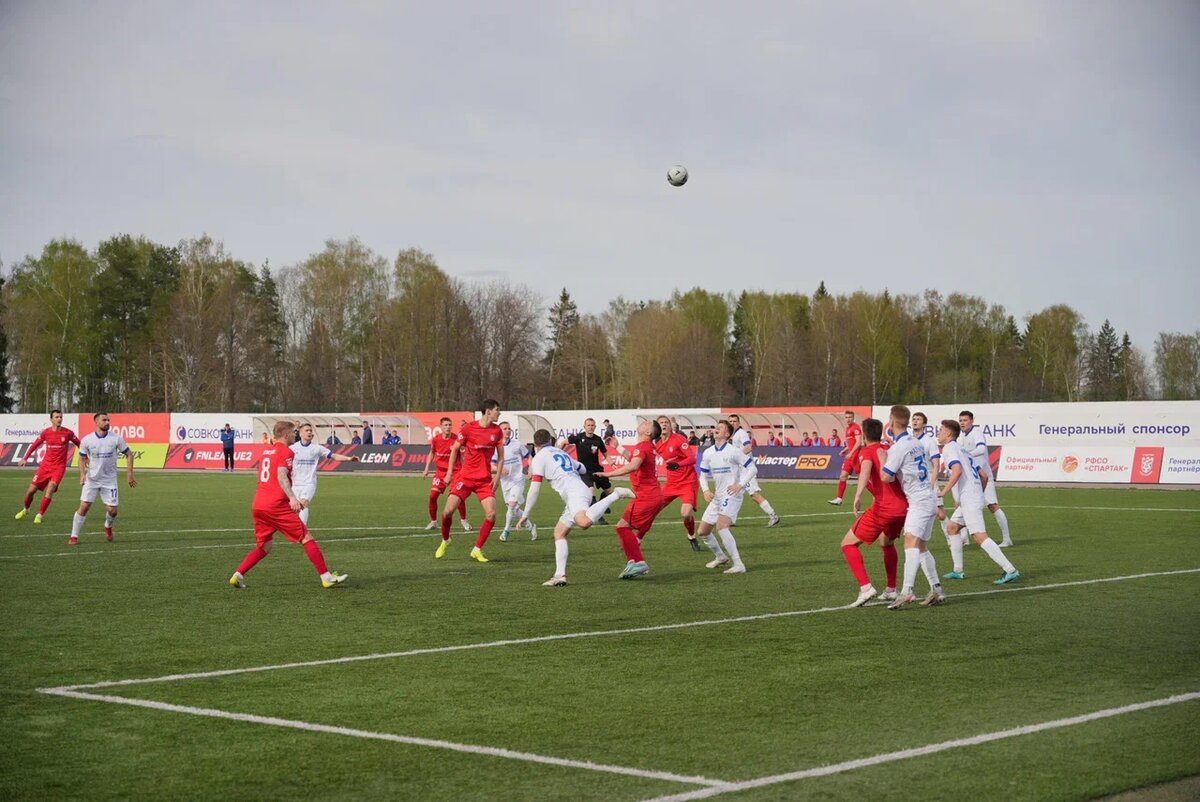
[32,465,67,491]
[625,494,664,536]
[253,506,308,546]
[851,506,905,545]
[430,476,448,494]
[450,476,495,502]
[662,483,698,510]
[841,452,862,476]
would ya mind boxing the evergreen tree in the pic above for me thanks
[544,288,579,381]
[1086,319,1121,400]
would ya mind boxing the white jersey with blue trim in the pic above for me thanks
[883,432,936,505]
[79,431,131,486]
[494,436,528,481]
[290,441,332,487]
[940,440,985,504]
[528,446,588,498]
[699,442,757,497]
[958,425,993,478]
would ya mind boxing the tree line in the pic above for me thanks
[1,234,1197,413]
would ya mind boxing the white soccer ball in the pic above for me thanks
[667,165,688,187]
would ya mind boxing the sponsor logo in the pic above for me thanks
[174,425,252,442]
[1140,453,1156,477]
[794,454,832,470]
[1061,455,1079,473]
[114,425,145,440]
[183,448,195,463]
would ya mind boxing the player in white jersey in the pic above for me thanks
[880,405,945,609]
[290,423,359,524]
[725,413,780,527]
[70,413,137,545]
[493,421,536,542]
[911,412,946,526]
[958,410,1013,547]
[936,420,1020,584]
[695,419,755,574]
[516,429,634,586]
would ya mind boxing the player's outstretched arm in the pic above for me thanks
[598,454,641,479]
[19,435,44,468]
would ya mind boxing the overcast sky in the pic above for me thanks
[1,1,1197,349]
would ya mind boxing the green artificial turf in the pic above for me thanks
[2,472,1197,801]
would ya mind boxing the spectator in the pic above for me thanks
[701,428,716,447]
[293,428,302,444]
[351,430,362,445]
[688,430,699,446]
[602,419,615,440]
[362,421,374,445]
[260,432,270,444]
[326,432,342,446]
[828,429,842,448]
[778,431,795,446]
[801,432,814,447]
[220,423,236,472]
[767,432,780,447]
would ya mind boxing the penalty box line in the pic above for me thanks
[642,691,1200,802]
[42,567,1200,694]
[36,687,727,789]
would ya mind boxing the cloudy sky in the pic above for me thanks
[1,1,1196,349]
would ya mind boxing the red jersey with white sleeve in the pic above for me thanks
[253,442,295,513]
[656,432,697,491]
[430,431,456,474]
[628,440,663,501]
[30,427,80,473]
[454,420,503,484]
[844,422,863,453]
[861,443,907,516]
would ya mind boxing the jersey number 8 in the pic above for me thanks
[259,457,272,483]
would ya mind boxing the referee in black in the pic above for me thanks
[567,418,612,522]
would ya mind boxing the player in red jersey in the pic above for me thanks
[229,420,347,589]
[829,410,865,506]
[421,416,470,531]
[655,414,701,551]
[438,399,504,562]
[840,418,906,607]
[597,418,664,580]
[15,410,80,524]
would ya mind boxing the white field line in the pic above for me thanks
[43,568,1200,693]
[35,688,726,789]
[642,691,1200,802]
[0,511,854,554]
[1004,504,1200,513]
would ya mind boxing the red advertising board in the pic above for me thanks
[79,413,171,443]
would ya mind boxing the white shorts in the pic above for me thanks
[82,483,119,506]
[501,479,526,506]
[743,477,762,495]
[982,476,999,506]
[294,483,317,503]
[701,492,745,526]
[950,500,987,535]
[558,486,595,525]
[903,500,937,541]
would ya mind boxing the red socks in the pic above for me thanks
[842,544,870,587]
[38,495,52,514]
[683,516,695,536]
[23,490,34,509]
[882,543,898,589]
[440,513,452,541]
[837,480,847,499]
[236,546,269,575]
[459,505,468,521]
[616,526,644,562]
[475,519,494,549]
[428,494,439,521]
[303,539,328,575]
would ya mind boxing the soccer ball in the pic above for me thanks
[667,165,688,187]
